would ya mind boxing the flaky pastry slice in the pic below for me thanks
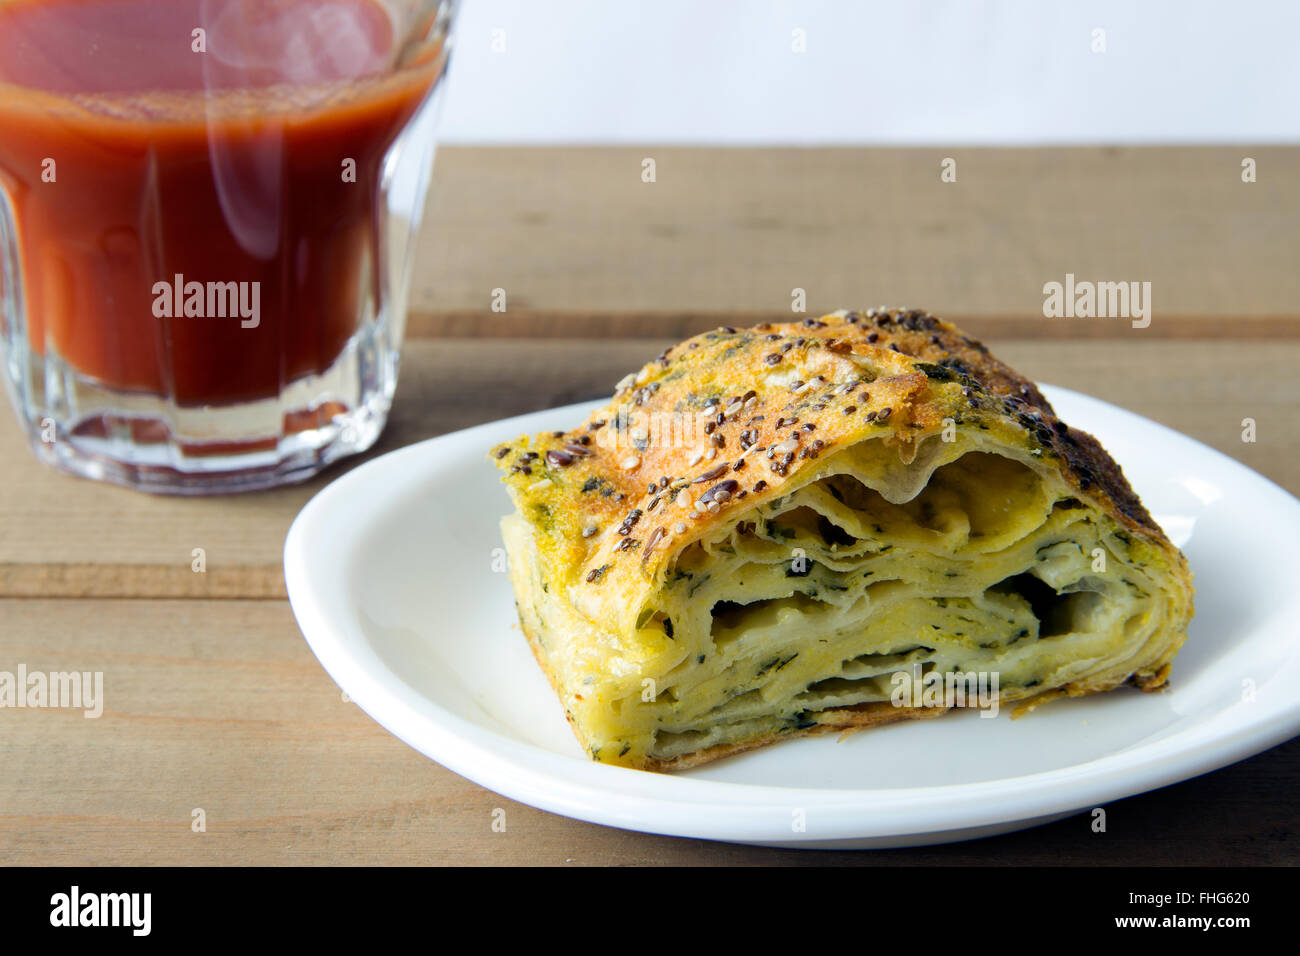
[490,309,1194,771]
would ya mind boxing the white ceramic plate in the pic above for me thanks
[284,385,1300,849]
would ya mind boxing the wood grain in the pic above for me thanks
[1,598,1295,865]
[1,336,1295,600]
[405,310,1300,341]
[412,146,1300,325]
[2,146,1297,865]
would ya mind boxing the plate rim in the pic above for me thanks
[284,385,1300,844]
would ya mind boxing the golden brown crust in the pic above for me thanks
[493,308,1195,771]
[493,309,1179,620]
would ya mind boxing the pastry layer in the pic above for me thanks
[492,309,1194,770]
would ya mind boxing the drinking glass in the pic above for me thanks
[0,0,457,492]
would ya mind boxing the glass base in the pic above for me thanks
[24,396,389,495]
[6,324,398,495]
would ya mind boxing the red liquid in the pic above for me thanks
[0,0,442,405]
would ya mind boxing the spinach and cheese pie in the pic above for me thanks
[491,308,1195,771]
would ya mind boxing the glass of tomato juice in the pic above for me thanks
[0,0,456,492]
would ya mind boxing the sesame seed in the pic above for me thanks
[582,524,598,538]
[620,455,640,470]
[527,478,553,492]
[698,478,739,504]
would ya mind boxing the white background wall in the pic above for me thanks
[434,0,1300,145]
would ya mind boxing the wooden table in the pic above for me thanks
[2,148,1297,865]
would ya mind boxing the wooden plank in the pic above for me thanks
[406,310,1300,340]
[3,145,1296,865]
[0,337,1296,599]
[0,339,671,600]
[0,598,1295,865]
[412,146,1300,323]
